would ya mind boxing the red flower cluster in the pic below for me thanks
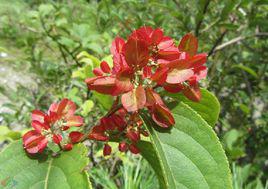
[23,99,84,154]
[86,26,207,155]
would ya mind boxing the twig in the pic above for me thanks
[40,17,82,66]
[213,32,268,53]
[171,0,180,8]
[195,0,211,37]
[208,29,228,57]
[89,142,97,166]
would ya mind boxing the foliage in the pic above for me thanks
[0,140,91,188]
[139,102,231,188]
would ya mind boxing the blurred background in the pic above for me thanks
[0,0,267,188]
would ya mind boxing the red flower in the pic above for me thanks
[23,99,84,154]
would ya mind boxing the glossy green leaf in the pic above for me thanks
[166,88,220,126]
[0,140,92,189]
[139,102,232,189]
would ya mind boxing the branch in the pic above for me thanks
[171,0,180,8]
[195,0,211,37]
[212,32,268,53]
[208,29,228,57]
[40,17,82,66]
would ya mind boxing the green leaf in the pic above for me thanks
[165,88,220,126]
[81,100,94,116]
[0,140,92,189]
[232,65,258,78]
[0,126,21,142]
[77,51,101,67]
[220,0,238,20]
[139,102,232,189]
[93,91,113,110]
[38,4,55,17]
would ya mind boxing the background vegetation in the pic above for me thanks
[0,0,267,188]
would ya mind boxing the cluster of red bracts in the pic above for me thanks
[22,99,84,154]
[22,27,207,156]
[88,108,148,155]
[86,26,207,155]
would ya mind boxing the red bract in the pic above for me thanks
[121,85,146,112]
[23,98,84,154]
[124,37,149,68]
[156,33,207,101]
[22,130,48,154]
[88,110,145,155]
[85,27,207,155]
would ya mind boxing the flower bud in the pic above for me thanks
[52,134,62,144]
[103,144,112,156]
[63,143,73,151]
[126,130,140,143]
[118,142,128,152]
[129,144,140,154]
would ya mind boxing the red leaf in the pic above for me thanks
[31,110,46,123]
[48,102,58,115]
[57,98,76,118]
[110,37,125,55]
[126,130,140,143]
[23,130,48,154]
[151,28,164,44]
[182,83,201,102]
[69,131,84,143]
[129,144,140,154]
[52,134,62,144]
[124,38,149,68]
[166,68,194,84]
[88,125,108,141]
[100,61,111,73]
[150,104,175,128]
[163,83,184,93]
[145,88,163,107]
[193,66,207,81]
[111,37,127,74]
[93,68,104,76]
[130,26,153,42]
[121,86,146,112]
[178,33,198,56]
[64,116,84,127]
[31,120,50,132]
[188,53,207,68]
[158,36,174,50]
[115,69,134,95]
[86,76,117,95]
[143,66,152,78]
[151,67,169,84]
